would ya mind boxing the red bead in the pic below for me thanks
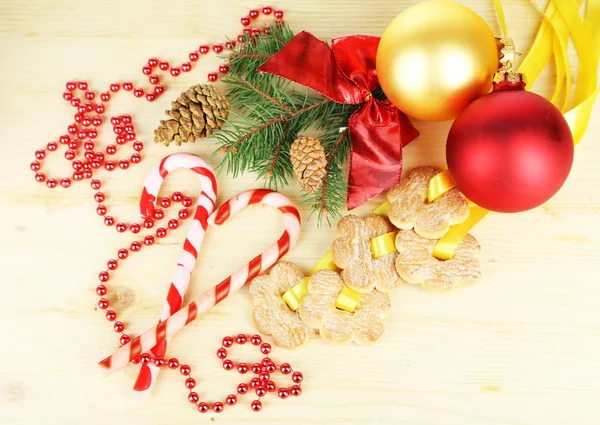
[99,271,110,282]
[178,209,189,219]
[181,62,192,72]
[146,93,156,102]
[198,402,209,413]
[188,392,199,403]
[122,114,132,124]
[30,161,40,171]
[148,58,159,67]
[236,334,247,344]
[223,359,234,370]
[292,372,303,383]
[251,400,262,412]
[185,378,196,389]
[237,383,248,394]
[143,218,154,229]
[168,219,179,229]
[131,153,141,164]
[260,343,271,354]
[266,381,276,392]
[116,136,126,145]
[88,129,98,139]
[104,216,115,226]
[144,235,155,245]
[120,334,131,345]
[212,402,224,413]
[170,67,180,77]
[189,52,199,62]
[78,81,88,90]
[156,227,167,238]
[98,298,109,309]
[90,179,101,190]
[149,74,160,84]
[71,98,81,107]
[182,197,193,207]
[85,102,93,112]
[72,171,83,181]
[172,191,183,202]
[222,335,234,347]
[35,150,46,160]
[153,209,164,220]
[118,249,128,259]
[125,131,136,141]
[226,394,237,406]
[133,88,144,98]
[59,135,70,144]
[96,104,105,114]
[106,144,117,155]
[60,178,71,188]
[110,83,121,92]
[241,16,251,26]
[68,138,79,148]
[130,223,141,234]
[67,124,77,134]
[105,310,117,321]
[258,372,270,383]
[159,61,169,71]
[216,348,227,359]
[238,34,245,43]
[130,241,142,251]
[140,353,152,364]
[96,285,107,296]
[180,364,191,375]
[225,41,234,49]
[122,82,133,91]
[131,356,141,364]
[62,91,73,101]
[142,65,152,75]
[100,92,110,102]
[92,159,102,169]
[110,116,120,125]
[262,358,272,368]
[274,9,284,19]
[47,141,58,151]
[119,159,130,169]
[85,91,95,100]
[213,44,223,53]
[219,65,229,74]
[160,197,171,208]
[113,321,124,332]
[155,84,164,94]
[94,192,105,203]
[168,358,179,369]
[249,8,260,18]
[105,161,116,171]
[66,81,77,91]
[249,334,262,345]
[237,362,248,374]
[65,150,76,161]
[84,151,94,161]
[251,27,261,35]
[280,363,291,374]
[250,377,260,388]
[266,363,276,373]
[291,385,302,396]
[278,388,289,399]
[207,72,218,82]
[251,363,262,374]
[154,357,164,367]
[199,45,209,54]
[263,5,273,14]
[116,223,127,233]
[107,259,118,270]
[96,205,107,216]
[84,141,95,150]
[72,160,83,171]
[113,125,123,134]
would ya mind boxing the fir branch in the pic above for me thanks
[319,130,348,213]
[227,75,292,113]
[265,123,288,179]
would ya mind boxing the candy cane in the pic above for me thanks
[132,153,217,395]
[98,189,301,376]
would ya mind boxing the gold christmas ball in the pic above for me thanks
[376,0,499,121]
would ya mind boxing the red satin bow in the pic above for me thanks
[257,31,419,210]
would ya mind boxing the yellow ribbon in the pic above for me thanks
[370,231,398,258]
[334,286,364,312]
[281,277,310,311]
[427,169,456,203]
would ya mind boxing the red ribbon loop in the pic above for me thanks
[257,31,419,209]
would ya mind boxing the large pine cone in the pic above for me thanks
[290,136,327,194]
[154,84,231,147]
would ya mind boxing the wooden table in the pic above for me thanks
[2,1,599,424]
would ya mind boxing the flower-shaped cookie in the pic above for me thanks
[395,230,481,293]
[331,214,401,293]
[387,166,470,239]
[248,262,318,349]
[299,270,391,345]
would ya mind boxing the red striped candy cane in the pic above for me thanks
[133,153,217,395]
[98,189,301,376]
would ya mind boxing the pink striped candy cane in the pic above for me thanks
[98,189,301,376]
[133,153,217,395]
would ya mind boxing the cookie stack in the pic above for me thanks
[248,166,482,349]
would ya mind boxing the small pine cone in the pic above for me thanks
[154,84,231,147]
[290,136,327,194]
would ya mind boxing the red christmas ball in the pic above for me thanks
[446,81,574,213]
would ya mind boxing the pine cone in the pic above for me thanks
[290,136,327,194]
[154,84,231,147]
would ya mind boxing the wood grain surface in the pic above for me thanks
[1,1,599,424]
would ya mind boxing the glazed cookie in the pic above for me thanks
[299,270,391,345]
[395,230,481,293]
[331,214,401,293]
[248,262,318,349]
[387,166,470,239]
